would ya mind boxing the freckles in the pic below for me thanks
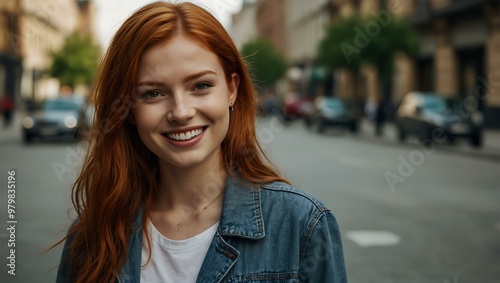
[134,107,158,126]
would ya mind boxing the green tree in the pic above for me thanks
[241,38,287,89]
[316,14,419,95]
[360,16,419,80]
[317,16,365,74]
[47,32,100,88]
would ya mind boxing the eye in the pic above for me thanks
[194,82,212,91]
[141,90,161,99]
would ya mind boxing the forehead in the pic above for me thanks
[138,34,224,79]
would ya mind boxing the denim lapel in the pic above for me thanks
[196,175,266,282]
[118,176,266,282]
[117,207,143,283]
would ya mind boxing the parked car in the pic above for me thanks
[282,93,313,121]
[395,92,483,147]
[22,96,89,143]
[304,97,359,134]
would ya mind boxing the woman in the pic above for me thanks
[56,2,347,282]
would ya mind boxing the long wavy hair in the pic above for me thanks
[57,2,287,282]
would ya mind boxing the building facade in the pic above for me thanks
[233,0,500,127]
[405,0,500,128]
[230,0,258,50]
[0,0,95,107]
[284,0,332,97]
[0,0,22,103]
[256,0,286,55]
[331,0,500,127]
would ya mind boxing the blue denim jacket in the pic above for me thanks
[57,176,347,282]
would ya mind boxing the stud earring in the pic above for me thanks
[229,103,234,112]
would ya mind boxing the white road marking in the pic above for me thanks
[346,230,401,247]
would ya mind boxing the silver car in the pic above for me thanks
[395,92,483,147]
[22,97,89,143]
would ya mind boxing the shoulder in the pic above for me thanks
[259,181,330,213]
[257,181,338,230]
[256,182,343,257]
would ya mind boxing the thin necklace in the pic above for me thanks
[176,188,225,233]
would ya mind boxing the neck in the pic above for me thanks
[156,155,227,211]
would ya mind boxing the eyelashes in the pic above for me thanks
[140,90,161,99]
[194,82,213,90]
[137,81,214,100]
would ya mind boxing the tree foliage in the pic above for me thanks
[241,38,287,88]
[317,16,365,74]
[47,33,100,88]
[317,14,419,79]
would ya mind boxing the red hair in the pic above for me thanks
[57,2,287,282]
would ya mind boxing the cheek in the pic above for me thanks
[208,104,230,125]
[133,105,164,131]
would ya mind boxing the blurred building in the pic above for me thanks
[76,0,96,38]
[232,0,333,97]
[0,0,22,103]
[403,0,500,128]
[230,0,258,50]
[233,0,500,128]
[286,0,332,96]
[256,0,286,55]
[0,0,95,108]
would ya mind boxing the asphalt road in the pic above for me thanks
[0,117,499,282]
[260,117,500,283]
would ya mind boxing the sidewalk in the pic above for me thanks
[0,111,23,144]
[2,112,500,161]
[358,118,500,161]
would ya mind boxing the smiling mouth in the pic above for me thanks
[163,127,206,141]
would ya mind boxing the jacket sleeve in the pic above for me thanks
[299,210,348,282]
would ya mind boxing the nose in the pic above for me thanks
[167,94,195,123]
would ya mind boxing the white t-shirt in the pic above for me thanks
[140,220,218,283]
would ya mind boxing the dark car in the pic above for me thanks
[396,92,483,147]
[304,97,359,134]
[22,96,90,143]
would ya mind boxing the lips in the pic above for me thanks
[163,127,206,141]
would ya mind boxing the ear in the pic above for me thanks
[228,73,240,104]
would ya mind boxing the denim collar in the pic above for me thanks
[218,175,265,239]
[130,174,265,239]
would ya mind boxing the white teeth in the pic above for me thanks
[166,128,203,141]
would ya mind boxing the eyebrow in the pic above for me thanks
[135,70,217,87]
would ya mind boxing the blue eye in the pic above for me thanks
[194,82,211,90]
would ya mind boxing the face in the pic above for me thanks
[131,34,239,170]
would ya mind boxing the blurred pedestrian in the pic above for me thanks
[375,97,386,137]
[54,2,347,283]
[364,96,377,122]
[0,93,14,127]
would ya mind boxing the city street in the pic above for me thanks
[1,116,500,282]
